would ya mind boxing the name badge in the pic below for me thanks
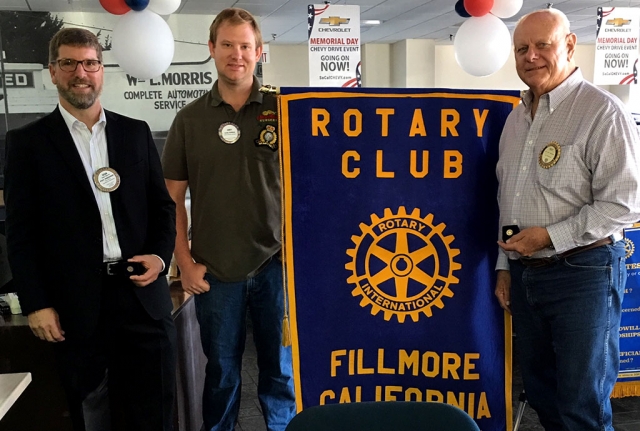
[539,141,561,169]
[219,122,241,144]
[93,167,120,192]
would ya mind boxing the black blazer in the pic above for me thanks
[4,108,176,339]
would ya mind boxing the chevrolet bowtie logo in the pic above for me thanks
[319,16,350,26]
[606,18,632,26]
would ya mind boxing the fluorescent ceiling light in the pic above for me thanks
[362,20,382,25]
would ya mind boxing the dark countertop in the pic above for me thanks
[169,279,191,316]
[0,279,189,328]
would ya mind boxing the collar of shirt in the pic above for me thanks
[209,77,264,108]
[521,67,583,119]
[58,102,107,132]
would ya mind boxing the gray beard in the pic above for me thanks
[57,83,101,110]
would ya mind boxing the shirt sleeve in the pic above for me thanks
[495,117,512,271]
[4,128,50,314]
[546,103,640,252]
[495,248,510,271]
[161,111,189,181]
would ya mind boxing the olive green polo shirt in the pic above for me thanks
[162,78,281,282]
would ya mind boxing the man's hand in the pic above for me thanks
[498,226,551,257]
[28,308,65,342]
[179,262,210,295]
[128,254,163,287]
[494,270,511,313]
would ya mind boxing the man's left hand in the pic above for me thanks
[128,254,163,287]
[498,226,551,257]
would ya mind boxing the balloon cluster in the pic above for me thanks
[99,0,180,79]
[453,0,523,76]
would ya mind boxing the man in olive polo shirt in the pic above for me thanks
[161,7,295,431]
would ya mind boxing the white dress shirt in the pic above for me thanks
[58,103,123,262]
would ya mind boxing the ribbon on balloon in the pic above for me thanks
[99,0,181,79]
[453,0,523,76]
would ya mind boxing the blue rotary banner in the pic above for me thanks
[613,225,640,397]
[279,88,520,431]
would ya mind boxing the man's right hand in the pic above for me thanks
[28,308,65,342]
[179,262,210,295]
[494,270,511,314]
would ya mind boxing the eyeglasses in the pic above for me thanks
[53,58,102,73]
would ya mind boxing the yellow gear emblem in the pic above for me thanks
[625,238,635,259]
[345,207,461,323]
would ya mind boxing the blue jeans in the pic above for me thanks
[194,257,296,431]
[509,241,626,431]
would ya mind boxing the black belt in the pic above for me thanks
[102,260,146,276]
[518,237,613,268]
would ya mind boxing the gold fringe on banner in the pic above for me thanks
[276,91,292,348]
[611,381,640,398]
[282,315,292,346]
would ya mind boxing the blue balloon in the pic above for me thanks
[455,0,471,17]
[124,0,149,11]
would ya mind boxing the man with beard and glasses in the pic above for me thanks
[4,28,177,431]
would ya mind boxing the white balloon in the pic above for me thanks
[148,0,181,15]
[112,10,175,79]
[454,15,511,77]
[491,0,523,18]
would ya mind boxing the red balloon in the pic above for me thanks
[463,0,494,17]
[99,0,131,15]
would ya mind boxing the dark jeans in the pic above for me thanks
[510,241,626,431]
[55,275,177,431]
[195,258,295,431]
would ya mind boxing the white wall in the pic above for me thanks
[406,39,435,88]
[574,44,598,84]
[361,44,391,87]
[434,44,597,90]
[389,39,436,88]
[435,45,523,90]
[391,40,408,88]
[262,44,309,88]
[264,42,611,94]
[629,86,640,112]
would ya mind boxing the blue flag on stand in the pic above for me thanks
[279,88,520,431]
[613,224,640,397]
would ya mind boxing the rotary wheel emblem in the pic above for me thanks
[345,207,461,323]
[625,238,635,259]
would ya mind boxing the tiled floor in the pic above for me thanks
[235,328,266,431]
[235,328,640,431]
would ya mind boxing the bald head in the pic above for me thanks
[512,9,577,98]
[515,9,571,37]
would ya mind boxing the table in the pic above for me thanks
[0,373,31,420]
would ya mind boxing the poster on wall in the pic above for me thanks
[280,87,520,430]
[613,224,640,397]
[0,11,216,132]
[594,7,640,85]
[307,4,361,87]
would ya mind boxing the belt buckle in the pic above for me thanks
[106,262,117,276]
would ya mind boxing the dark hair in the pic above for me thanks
[209,8,263,48]
[49,28,102,63]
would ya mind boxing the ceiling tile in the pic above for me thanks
[0,0,629,44]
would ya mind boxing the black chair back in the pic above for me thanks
[285,401,481,431]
